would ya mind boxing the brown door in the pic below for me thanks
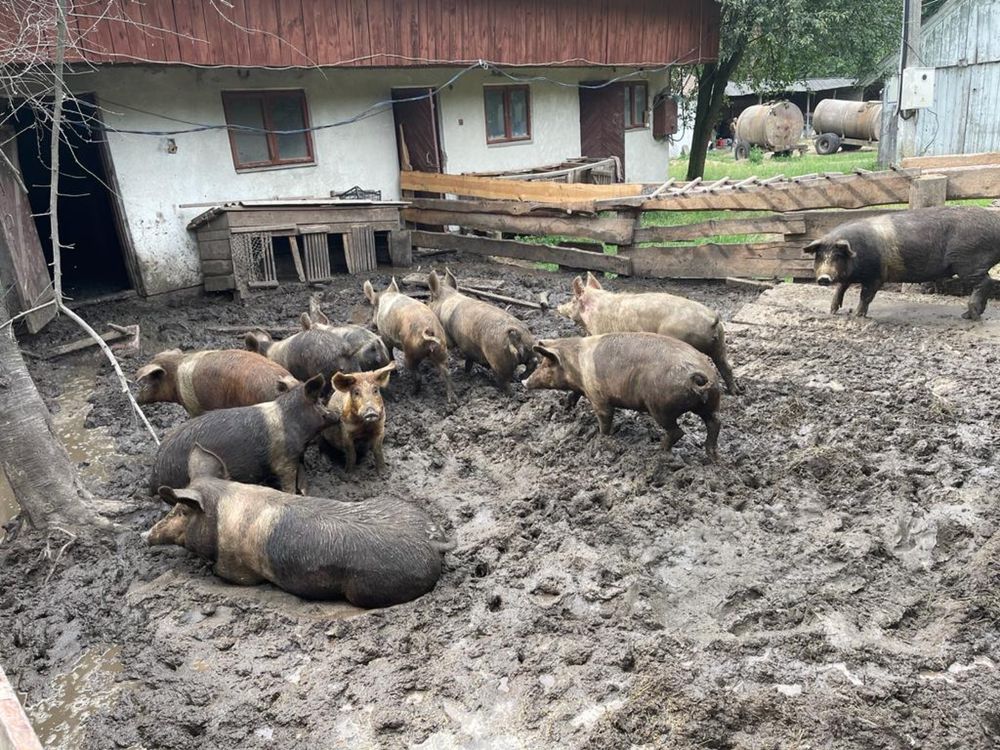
[0,129,55,333]
[579,82,625,178]
[392,88,443,173]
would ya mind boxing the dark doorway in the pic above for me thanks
[579,82,625,178]
[391,88,443,173]
[13,95,135,301]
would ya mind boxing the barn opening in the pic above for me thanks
[13,94,136,300]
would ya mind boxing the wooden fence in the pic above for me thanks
[399,161,1000,280]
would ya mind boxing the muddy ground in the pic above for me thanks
[2,259,999,749]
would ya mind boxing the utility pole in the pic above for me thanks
[896,0,922,161]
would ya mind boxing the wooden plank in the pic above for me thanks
[408,197,599,216]
[633,216,806,244]
[787,208,904,238]
[941,164,1000,200]
[410,231,632,275]
[201,259,234,276]
[288,235,306,282]
[225,207,401,228]
[1,665,44,750]
[399,171,645,202]
[195,228,233,242]
[901,152,1000,169]
[402,208,635,245]
[389,229,413,267]
[625,242,814,280]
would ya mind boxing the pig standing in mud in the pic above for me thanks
[426,269,537,394]
[804,206,1000,320]
[151,375,335,495]
[135,349,299,416]
[147,445,452,608]
[323,363,395,473]
[524,333,722,459]
[245,304,390,381]
[363,278,455,402]
[558,272,740,394]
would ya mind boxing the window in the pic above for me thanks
[221,90,314,170]
[624,82,648,129]
[484,85,531,143]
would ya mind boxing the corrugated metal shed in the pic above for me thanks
[880,0,1000,161]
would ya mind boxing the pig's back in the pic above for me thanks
[196,351,291,406]
[588,291,719,347]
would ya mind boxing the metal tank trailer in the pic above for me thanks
[811,99,882,155]
[733,101,805,159]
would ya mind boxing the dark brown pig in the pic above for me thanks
[803,206,1000,320]
[363,278,454,401]
[150,375,335,495]
[523,333,722,459]
[426,269,536,394]
[557,272,740,394]
[146,445,452,607]
[135,349,299,416]
[322,363,395,473]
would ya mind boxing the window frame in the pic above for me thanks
[483,84,532,144]
[221,89,315,171]
[624,82,649,130]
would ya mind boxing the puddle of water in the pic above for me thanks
[22,646,125,750]
[0,469,18,527]
[51,368,115,485]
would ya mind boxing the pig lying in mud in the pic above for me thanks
[558,272,740,394]
[323,364,395,473]
[246,305,390,381]
[426,269,537,394]
[523,333,722,459]
[147,445,452,607]
[363,278,455,402]
[151,375,335,495]
[135,349,299,416]
[804,206,1000,320]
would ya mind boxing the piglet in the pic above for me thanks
[322,363,395,473]
[150,375,335,495]
[135,349,299,416]
[147,445,453,608]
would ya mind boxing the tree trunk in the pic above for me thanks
[0,298,103,532]
[686,48,747,181]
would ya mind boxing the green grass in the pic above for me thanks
[669,148,880,181]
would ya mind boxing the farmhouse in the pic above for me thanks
[0,0,720,308]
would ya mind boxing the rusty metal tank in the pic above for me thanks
[813,99,882,141]
[734,101,804,156]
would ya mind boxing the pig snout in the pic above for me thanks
[140,529,152,544]
[360,408,381,423]
[817,275,832,286]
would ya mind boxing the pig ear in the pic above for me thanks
[532,343,561,365]
[571,276,585,297]
[310,305,331,327]
[303,374,326,402]
[388,277,400,293]
[834,239,855,258]
[158,486,206,512]
[300,313,314,330]
[373,362,395,388]
[363,280,377,304]
[189,443,229,480]
[332,372,356,392]
[444,268,458,289]
[427,271,441,297]
[135,363,165,383]
[802,239,822,255]
[244,331,266,352]
[275,377,295,394]
[585,271,602,289]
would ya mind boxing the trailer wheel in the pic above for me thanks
[815,133,841,155]
[734,141,750,160]
[840,143,863,151]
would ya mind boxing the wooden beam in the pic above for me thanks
[402,208,635,244]
[940,164,1000,199]
[399,170,644,202]
[410,230,632,275]
[623,242,813,280]
[909,174,948,208]
[633,215,806,244]
[407,197,598,216]
[785,208,905,238]
[901,152,1000,169]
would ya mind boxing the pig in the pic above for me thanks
[150,375,335,495]
[245,307,390,381]
[803,206,1000,320]
[146,445,452,607]
[557,272,740,395]
[135,349,299,416]
[523,333,722,459]
[426,269,537,394]
[322,363,395,473]
[363,278,455,402]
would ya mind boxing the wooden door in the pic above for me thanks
[579,83,625,178]
[392,88,443,173]
[0,131,55,333]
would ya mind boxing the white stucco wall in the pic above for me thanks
[71,65,672,295]
[622,71,672,182]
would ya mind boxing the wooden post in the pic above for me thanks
[896,0,923,161]
[389,229,413,267]
[908,174,947,208]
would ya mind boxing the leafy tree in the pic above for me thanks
[686,0,902,179]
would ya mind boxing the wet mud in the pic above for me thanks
[1,261,999,749]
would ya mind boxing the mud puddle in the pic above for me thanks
[50,364,116,484]
[0,471,17,527]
